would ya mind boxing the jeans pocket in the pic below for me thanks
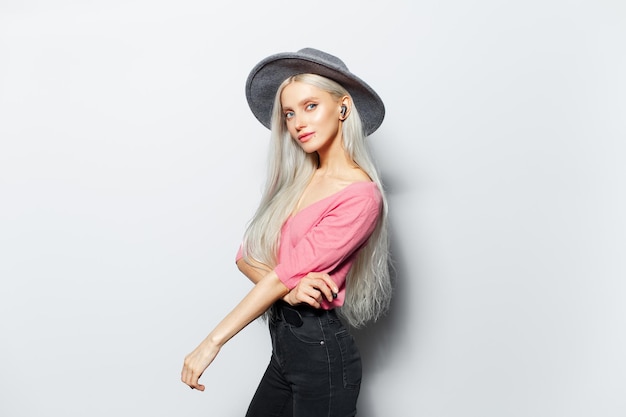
[288,318,325,345]
[335,330,362,390]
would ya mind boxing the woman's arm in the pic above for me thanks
[236,257,270,284]
[236,258,337,307]
[181,271,289,391]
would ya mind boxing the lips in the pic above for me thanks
[298,132,314,142]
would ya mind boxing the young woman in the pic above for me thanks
[181,48,392,417]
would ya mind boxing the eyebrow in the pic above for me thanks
[282,96,320,111]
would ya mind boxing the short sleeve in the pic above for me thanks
[274,187,381,289]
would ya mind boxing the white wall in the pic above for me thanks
[1,1,624,416]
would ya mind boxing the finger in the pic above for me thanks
[308,298,321,308]
[312,279,336,302]
[182,359,204,391]
[293,281,323,307]
[305,273,338,301]
[181,364,190,385]
[307,287,324,304]
[188,371,206,391]
[319,275,339,300]
[302,293,321,308]
[316,283,334,302]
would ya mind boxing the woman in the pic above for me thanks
[181,48,392,416]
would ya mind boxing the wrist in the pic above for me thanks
[205,332,226,349]
[282,291,293,305]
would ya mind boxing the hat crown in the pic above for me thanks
[297,48,349,71]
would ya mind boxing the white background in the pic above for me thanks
[1,1,624,416]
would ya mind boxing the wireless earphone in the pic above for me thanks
[340,105,347,117]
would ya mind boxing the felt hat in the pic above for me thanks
[245,48,385,136]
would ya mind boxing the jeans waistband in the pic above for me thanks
[273,301,337,327]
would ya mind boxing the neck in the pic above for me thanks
[317,148,355,175]
[316,141,355,176]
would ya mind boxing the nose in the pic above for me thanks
[294,113,306,130]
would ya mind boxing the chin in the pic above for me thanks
[297,143,318,154]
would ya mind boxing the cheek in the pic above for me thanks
[288,126,303,144]
[285,121,297,136]
[312,110,338,129]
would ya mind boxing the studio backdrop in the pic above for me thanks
[1,1,624,416]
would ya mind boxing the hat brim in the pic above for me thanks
[245,51,385,137]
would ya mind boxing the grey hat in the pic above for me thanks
[245,47,385,137]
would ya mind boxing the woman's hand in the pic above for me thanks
[181,270,289,392]
[181,338,221,391]
[283,272,338,308]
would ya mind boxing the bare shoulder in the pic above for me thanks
[294,168,374,215]
[336,167,372,187]
[349,167,372,183]
[313,167,371,189]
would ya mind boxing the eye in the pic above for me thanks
[284,111,294,120]
[306,103,317,111]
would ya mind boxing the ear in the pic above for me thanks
[339,96,351,120]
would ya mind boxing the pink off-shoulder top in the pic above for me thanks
[237,181,382,309]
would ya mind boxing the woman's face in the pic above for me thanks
[280,81,343,154]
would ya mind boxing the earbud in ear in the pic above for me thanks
[340,105,347,117]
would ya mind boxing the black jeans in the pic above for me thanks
[246,302,362,417]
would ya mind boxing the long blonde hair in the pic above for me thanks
[241,73,392,327]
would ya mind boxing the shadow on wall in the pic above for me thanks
[352,219,410,417]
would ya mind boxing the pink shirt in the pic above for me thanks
[237,181,382,309]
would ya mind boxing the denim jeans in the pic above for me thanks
[245,302,362,417]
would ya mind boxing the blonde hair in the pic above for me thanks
[241,73,392,327]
